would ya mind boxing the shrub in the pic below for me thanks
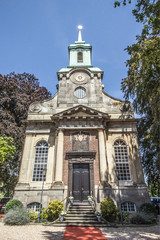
[139,203,157,216]
[128,213,147,224]
[40,208,49,220]
[4,207,30,225]
[5,200,23,213]
[100,198,118,222]
[47,200,63,221]
[128,212,156,224]
[28,210,38,221]
[117,211,130,224]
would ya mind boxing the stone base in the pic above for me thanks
[98,184,150,210]
[14,187,65,208]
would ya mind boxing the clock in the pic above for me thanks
[75,74,85,82]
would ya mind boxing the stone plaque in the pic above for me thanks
[72,132,89,151]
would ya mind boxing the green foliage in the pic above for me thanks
[118,211,130,224]
[139,202,158,216]
[148,180,160,197]
[114,1,160,196]
[0,72,51,196]
[40,208,49,220]
[100,198,118,222]
[128,212,156,224]
[28,210,38,221]
[128,213,149,224]
[4,207,30,225]
[0,137,15,164]
[47,200,63,221]
[5,199,23,213]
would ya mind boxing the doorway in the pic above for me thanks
[73,163,90,202]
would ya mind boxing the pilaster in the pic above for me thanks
[98,129,107,182]
[55,129,64,183]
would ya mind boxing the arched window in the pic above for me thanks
[32,141,48,181]
[27,202,41,212]
[74,87,86,99]
[114,140,131,180]
[77,52,83,62]
[121,202,136,212]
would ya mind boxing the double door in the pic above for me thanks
[73,163,90,202]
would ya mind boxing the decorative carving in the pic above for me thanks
[72,132,89,151]
[120,102,132,112]
[132,134,137,147]
[29,103,42,113]
[119,102,134,119]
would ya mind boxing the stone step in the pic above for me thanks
[69,207,93,211]
[65,216,97,220]
[52,222,110,227]
[70,206,93,210]
[64,219,98,223]
[67,211,94,215]
[66,213,95,217]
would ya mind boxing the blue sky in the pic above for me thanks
[0,0,142,100]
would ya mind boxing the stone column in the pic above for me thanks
[98,129,107,182]
[55,129,64,183]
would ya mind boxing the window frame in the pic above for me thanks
[27,202,41,212]
[74,87,86,99]
[77,51,83,62]
[114,139,131,181]
[121,202,136,213]
[32,141,48,182]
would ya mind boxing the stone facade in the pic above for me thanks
[14,31,150,212]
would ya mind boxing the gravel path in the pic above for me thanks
[0,223,65,240]
[0,221,159,240]
[101,224,160,240]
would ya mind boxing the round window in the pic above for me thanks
[74,87,86,99]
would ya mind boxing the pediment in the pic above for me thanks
[51,105,110,120]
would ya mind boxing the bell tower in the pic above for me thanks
[68,25,92,68]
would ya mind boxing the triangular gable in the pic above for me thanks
[51,105,110,119]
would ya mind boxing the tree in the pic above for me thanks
[0,137,15,164]
[114,0,160,196]
[0,72,51,196]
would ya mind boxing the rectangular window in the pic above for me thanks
[32,141,48,181]
[114,140,131,181]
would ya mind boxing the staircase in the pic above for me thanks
[53,202,108,227]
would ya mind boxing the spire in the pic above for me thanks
[77,25,83,42]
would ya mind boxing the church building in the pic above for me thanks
[14,27,150,212]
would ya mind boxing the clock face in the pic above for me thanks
[70,71,89,85]
[75,74,85,82]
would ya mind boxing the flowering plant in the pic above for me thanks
[88,196,93,200]
[69,196,74,200]
[60,211,66,216]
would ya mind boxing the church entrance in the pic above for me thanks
[72,163,90,202]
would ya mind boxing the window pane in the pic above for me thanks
[32,141,48,181]
[121,202,136,212]
[74,87,86,99]
[114,140,131,180]
[27,202,41,212]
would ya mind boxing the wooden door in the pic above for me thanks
[73,163,90,201]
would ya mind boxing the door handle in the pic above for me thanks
[81,187,84,191]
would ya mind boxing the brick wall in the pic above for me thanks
[63,130,100,185]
